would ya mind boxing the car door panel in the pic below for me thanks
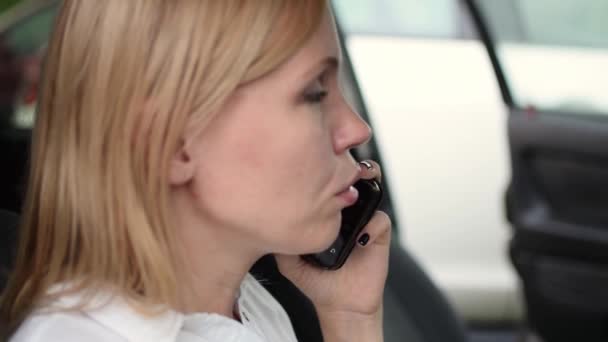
[466,0,608,340]
[508,110,608,255]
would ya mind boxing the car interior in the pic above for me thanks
[1,1,607,342]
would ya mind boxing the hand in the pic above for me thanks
[275,160,391,317]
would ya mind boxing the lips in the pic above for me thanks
[336,184,359,206]
[335,172,361,206]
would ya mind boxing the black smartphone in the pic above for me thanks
[303,178,383,270]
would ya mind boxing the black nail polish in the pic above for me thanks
[358,233,370,246]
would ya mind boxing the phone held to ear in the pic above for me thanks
[303,178,383,270]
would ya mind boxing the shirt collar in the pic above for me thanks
[47,285,184,342]
[43,273,294,342]
[83,296,184,342]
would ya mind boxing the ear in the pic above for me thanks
[169,139,196,186]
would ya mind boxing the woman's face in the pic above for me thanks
[175,9,371,255]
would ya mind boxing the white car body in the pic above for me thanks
[346,36,517,322]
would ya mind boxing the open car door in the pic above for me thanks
[466,1,608,341]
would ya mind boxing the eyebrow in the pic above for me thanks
[301,56,340,83]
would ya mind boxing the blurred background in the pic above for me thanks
[0,1,606,342]
[0,0,20,13]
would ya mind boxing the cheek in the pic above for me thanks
[190,101,338,251]
[229,109,333,199]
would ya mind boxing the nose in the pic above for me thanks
[332,103,372,154]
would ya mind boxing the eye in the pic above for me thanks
[302,75,329,104]
[304,89,328,103]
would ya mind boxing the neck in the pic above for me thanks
[172,199,263,318]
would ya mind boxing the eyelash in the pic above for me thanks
[304,73,329,104]
[304,89,329,103]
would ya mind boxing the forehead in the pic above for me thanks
[269,9,342,80]
[301,9,341,61]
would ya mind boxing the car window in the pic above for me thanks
[332,0,461,38]
[0,0,20,13]
[4,6,56,55]
[477,0,608,115]
[333,0,523,324]
[520,1,608,48]
[0,5,57,130]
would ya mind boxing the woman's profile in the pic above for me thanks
[0,1,392,341]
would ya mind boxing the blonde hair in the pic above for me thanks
[0,0,326,334]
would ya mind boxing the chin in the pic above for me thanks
[280,214,341,255]
[308,217,342,253]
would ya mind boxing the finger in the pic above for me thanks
[359,160,382,183]
[357,211,391,247]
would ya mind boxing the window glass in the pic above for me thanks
[519,0,608,48]
[333,0,525,321]
[0,5,57,129]
[4,6,56,54]
[333,0,459,38]
[478,0,608,115]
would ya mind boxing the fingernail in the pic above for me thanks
[360,161,373,171]
[358,233,370,246]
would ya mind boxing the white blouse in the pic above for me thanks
[10,274,299,342]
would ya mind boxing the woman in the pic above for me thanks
[0,1,391,341]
